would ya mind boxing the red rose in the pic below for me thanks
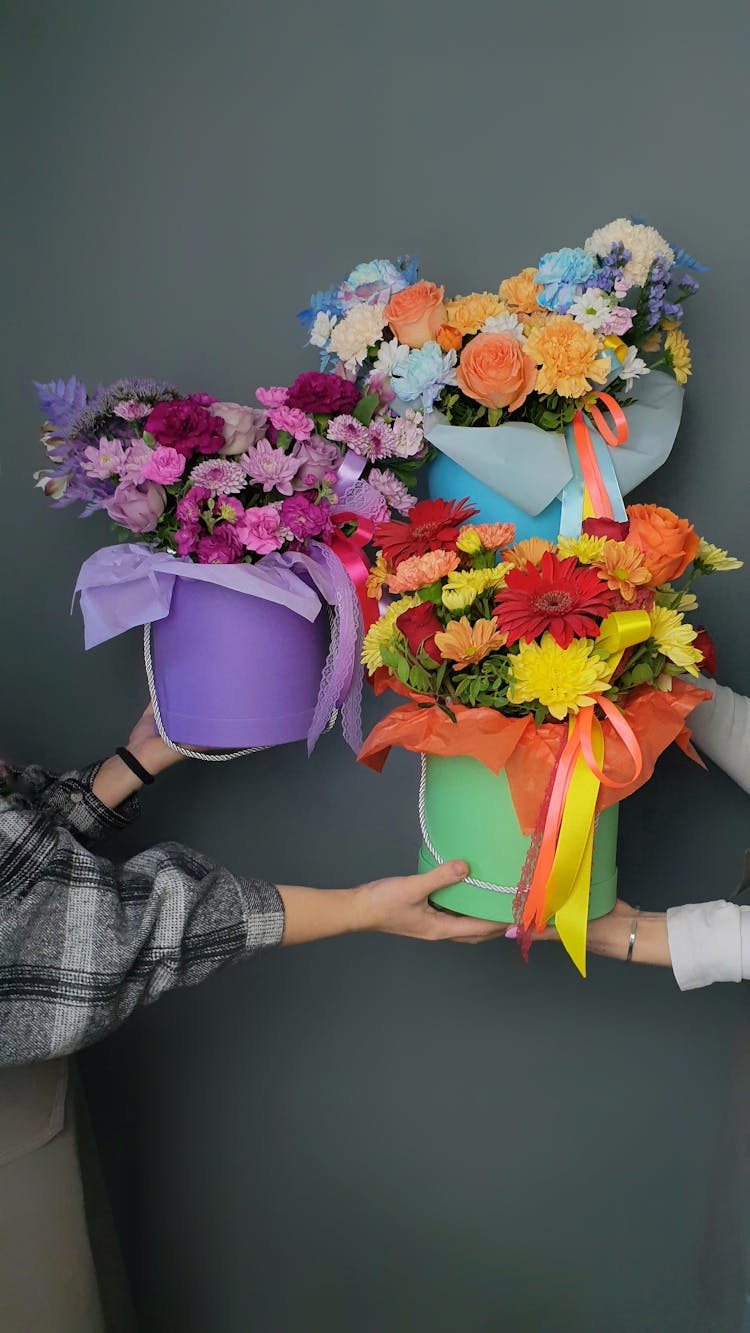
[582,517,631,541]
[396,602,443,664]
[694,627,717,676]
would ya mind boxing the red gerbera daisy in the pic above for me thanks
[374,497,478,565]
[493,551,617,648]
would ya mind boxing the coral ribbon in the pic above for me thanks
[521,610,649,975]
[330,512,377,630]
[572,391,629,522]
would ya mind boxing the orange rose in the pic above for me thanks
[626,503,700,584]
[384,281,446,348]
[455,333,538,412]
[436,323,463,352]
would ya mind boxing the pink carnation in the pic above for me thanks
[600,306,635,337]
[140,445,186,485]
[268,405,315,440]
[256,386,289,409]
[236,505,286,555]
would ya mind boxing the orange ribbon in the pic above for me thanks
[330,511,377,630]
[571,392,629,521]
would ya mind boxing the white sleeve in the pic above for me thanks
[666,900,750,989]
[687,677,750,794]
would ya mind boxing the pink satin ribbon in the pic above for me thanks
[571,392,629,520]
[330,511,377,630]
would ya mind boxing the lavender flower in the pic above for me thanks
[68,378,180,442]
[584,242,633,296]
[368,468,417,515]
[242,439,299,495]
[188,458,247,495]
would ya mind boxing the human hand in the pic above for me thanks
[585,899,671,967]
[125,703,185,776]
[351,860,510,944]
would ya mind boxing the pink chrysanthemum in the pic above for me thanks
[188,458,247,495]
[326,414,371,454]
[368,468,417,516]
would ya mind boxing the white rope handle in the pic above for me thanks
[418,755,515,895]
[143,623,338,762]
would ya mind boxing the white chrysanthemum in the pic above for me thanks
[329,304,388,371]
[584,218,675,288]
[309,311,337,348]
[617,346,650,392]
[372,338,410,377]
[568,288,613,332]
[481,311,525,341]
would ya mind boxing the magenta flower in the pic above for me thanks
[140,445,186,485]
[242,439,299,495]
[236,504,285,555]
[286,372,360,417]
[326,414,370,454]
[280,494,330,540]
[146,399,225,458]
[175,523,200,557]
[187,393,216,407]
[256,386,289,409]
[176,485,212,523]
[214,495,244,524]
[197,524,242,564]
[268,405,315,440]
[113,400,152,422]
[188,457,247,494]
[104,480,166,533]
[82,437,128,479]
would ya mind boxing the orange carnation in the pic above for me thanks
[436,323,464,353]
[384,281,446,349]
[626,504,700,584]
[498,268,543,316]
[456,332,538,412]
[388,549,461,593]
[525,315,609,399]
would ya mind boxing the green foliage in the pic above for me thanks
[353,393,380,427]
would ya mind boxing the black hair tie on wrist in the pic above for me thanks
[116,747,155,785]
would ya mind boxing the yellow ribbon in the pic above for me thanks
[603,334,628,363]
[531,610,653,975]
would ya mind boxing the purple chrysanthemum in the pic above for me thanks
[368,468,417,516]
[188,458,247,494]
[326,414,370,454]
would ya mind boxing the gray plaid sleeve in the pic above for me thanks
[0,790,284,1066]
[15,763,140,843]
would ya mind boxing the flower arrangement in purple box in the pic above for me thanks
[34,371,428,565]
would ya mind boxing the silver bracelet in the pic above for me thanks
[626,918,639,963]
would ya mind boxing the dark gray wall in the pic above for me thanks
[2,3,749,1330]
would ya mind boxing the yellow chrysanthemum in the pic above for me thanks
[366,551,392,600]
[445,291,505,336]
[361,595,419,674]
[593,541,653,602]
[434,617,506,671]
[455,528,483,556]
[664,327,691,384]
[458,522,516,553]
[648,605,702,675]
[498,268,543,316]
[441,566,507,612]
[508,634,614,721]
[388,549,461,594]
[525,314,609,399]
[502,537,555,570]
[556,534,607,564]
[695,538,744,572]
[655,584,698,613]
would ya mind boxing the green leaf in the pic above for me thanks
[419,581,444,606]
[353,393,379,427]
[487,408,504,428]
[438,701,457,724]
[141,431,155,447]
[409,665,433,694]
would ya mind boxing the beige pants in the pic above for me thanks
[0,1060,136,1333]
